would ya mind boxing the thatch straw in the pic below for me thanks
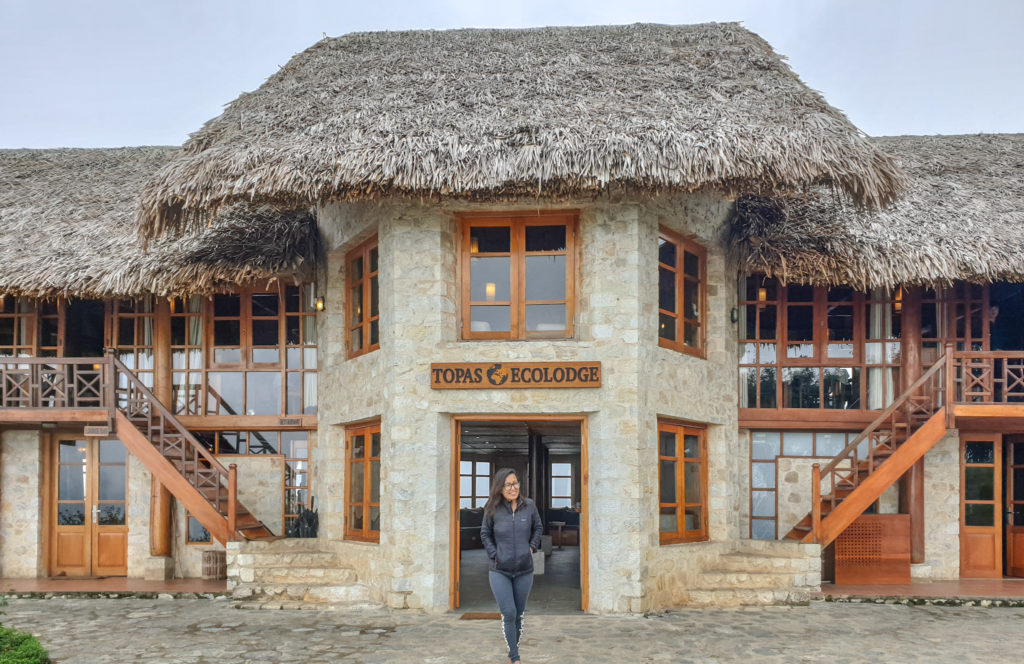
[138,22,905,239]
[0,147,317,299]
[732,134,1024,288]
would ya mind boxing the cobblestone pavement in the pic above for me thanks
[4,598,1024,663]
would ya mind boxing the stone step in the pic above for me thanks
[713,552,808,573]
[247,551,343,567]
[232,582,373,605]
[692,570,808,590]
[253,567,357,585]
[685,588,812,607]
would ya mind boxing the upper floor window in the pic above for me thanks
[0,296,36,357]
[347,236,379,358]
[658,228,706,356]
[461,213,576,340]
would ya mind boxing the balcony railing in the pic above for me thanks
[950,350,1024,404]
[0,357,108,410]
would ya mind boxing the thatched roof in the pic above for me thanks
[138,22,905,239]
[733,134,1024,288]
[0,147,316,299]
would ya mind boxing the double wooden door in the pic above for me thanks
[51,437,129,577]
[960,434,1024,578]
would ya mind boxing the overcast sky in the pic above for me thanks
[1,0,1021,148]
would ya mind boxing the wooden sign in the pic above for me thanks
[84,425,110,437]
[430,362,601,389]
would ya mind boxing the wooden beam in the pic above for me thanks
[114,411,230,545]
[149,477,173,557]
[0,409,108,423]
[805,408,948,548]
[953,404,1024,419]
[176,414,317,430]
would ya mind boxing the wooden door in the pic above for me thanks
[51,438,128,577]
[1007,438,1024,577]
[960,434,1002,578]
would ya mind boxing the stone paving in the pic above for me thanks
[4,598,1024,663]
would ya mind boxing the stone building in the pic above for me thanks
[2,24,1022,613]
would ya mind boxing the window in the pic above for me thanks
[658,420,707,543]
[111,297,155,390]
[169,285,317,417]
[460,460,491,508]
[345,422,380,542]
[658,228,706,356]
[347,236,379,358]
[461,213,576,340]
[737,277,902,411]
[186,514,211,544]
[0,296,35,357]
[550,462,574,508]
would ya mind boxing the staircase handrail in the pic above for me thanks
[817,354,947,480]
[109,355,229,475]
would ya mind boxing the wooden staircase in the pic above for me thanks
[783,355,950,547]
[109,356,274,545]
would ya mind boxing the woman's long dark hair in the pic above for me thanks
[483,467,521,517]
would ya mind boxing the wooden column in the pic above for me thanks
[899,286,926,563]
[150,299,175,557]
[150,476,173,556]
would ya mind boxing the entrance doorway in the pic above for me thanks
[960,433,1024,578]
[451,417,587,612]
[50,437,129,577]
[64,299,106,357]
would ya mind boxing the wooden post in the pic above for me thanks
[149,477,173,557]
[153,299,172,407]
[899,287,926,563]
[811,464,822,543]
[228,463,238,541]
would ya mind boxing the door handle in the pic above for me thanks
[92,505,100,524]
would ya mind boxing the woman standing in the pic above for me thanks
[480,467,543,664]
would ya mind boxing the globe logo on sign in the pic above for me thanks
[486,363,509,386]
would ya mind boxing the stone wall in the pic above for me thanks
[0,430,42,577]
[126,455,152,578]
[915,430,960,580]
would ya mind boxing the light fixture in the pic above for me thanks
[485,282,496,302]
[470,237,480,254]
[757,287,767,302]
[894,286,903,313]
[730,307,739,324]
[315,296,325,311]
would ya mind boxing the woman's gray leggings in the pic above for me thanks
[489,570,533,662]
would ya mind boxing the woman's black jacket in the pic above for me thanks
[480,497,543,576]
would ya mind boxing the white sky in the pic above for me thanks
[1,0,1021,148]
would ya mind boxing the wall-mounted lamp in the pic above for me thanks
[757,287,767,302]
[315,296,325,312]
[730,307,739,324]
[893,286,903,314]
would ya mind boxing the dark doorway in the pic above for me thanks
[989,283,1024,351]
[65,300,105,357]
[456,419,584,613]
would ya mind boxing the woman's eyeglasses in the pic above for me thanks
[503,481,520,489]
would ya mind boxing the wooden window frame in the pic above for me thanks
[347,236,380,358]
[459,459,491,509]
[658,227,706,357]
[658,419,708,544]
[345,421,381,542]
[460,212,577,340]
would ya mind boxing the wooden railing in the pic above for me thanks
[0,357,107,409]
[809,353,947,543]
[110,354,237,541]
[951,350,1024,405]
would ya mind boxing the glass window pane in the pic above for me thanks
[1014,468,1024,501]
[683,280,700,319]
[684,322,699,347]
[551,463,571,475]
[59,440,86,463]
[659,268,676,313]
[349,505,364,530]
[965,503,995,527]
[251,294,278,317]
[684,463,701,502]
[828,305,854,341]
[759,306,777,340]
[788,284,814,302]
[57,504,85,525]
[370,276,379,317]
[752,491,775,517]
[249,431,278,454]
[350,462,364,502]
[824,367,861,410]
[470,226,510,253]
[659,506,678,533]
[476,477,490,496]
[369,247,378,273]
[659,431,676,457]
[787,305,814,342]
[350,285,364,323]
[751,519,776,540]
[525,256,566,300]
[370,506,380,530]
[351,327,363,352]
[287,347,301,368]
[351,434,365,459]
[783,367,820,408]
[827,343,855,359]
[245,372,281,415]
[965,467,995,501]
[370,320,379,345]
[865,342,882,364]
[98,465,126,501]
[170,317,186,346]
[965,442,995,464]
[525,304,565,332]
[350,256,363,281]
[551,498,572,508]
[683,251,700,278]
[252,319,278,346]
[188,516,211,543]
[469,306,510,333]
[213,294,240,317]
[59,464,86,501]
[684,507,702,532]
[752,462,776,489]
[252,348,279,364]
[470,257,511,301]
[659,313,676,341]
[476,461,489,474]
[552,477,571,496]
[525,225,566,252]
[370,461,380,502]
[659,460,677,502]
[460,476,472,496]
[460,461,473,474]
[783,432,813,456]
[371,433,380,457]
[759,367,778,408]
[214,319,240,347]
[303,317,317,344]
[683,434,700,458]
[97,504,126,526]
[658,237,677,267]
[751,432,781,460]
[816,433,847,458]
[739,366,757,408]
[460,498,473,509]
